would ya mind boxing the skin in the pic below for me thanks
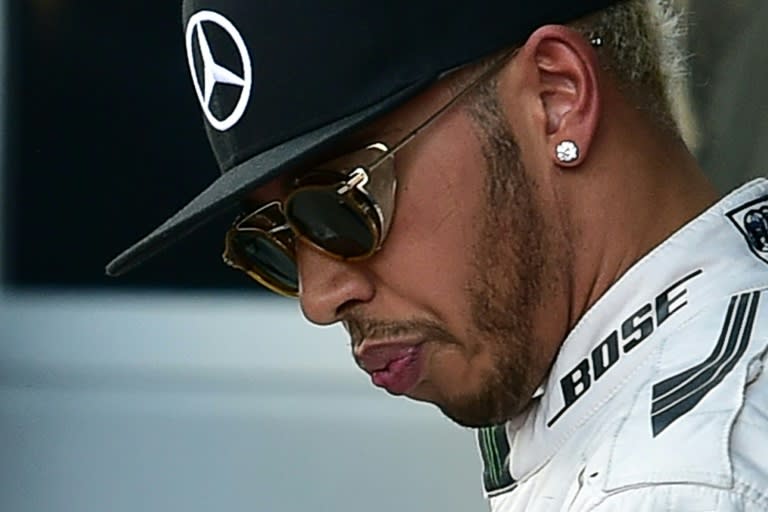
[249,25,719,428]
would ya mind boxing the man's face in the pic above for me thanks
[255,66,567,428]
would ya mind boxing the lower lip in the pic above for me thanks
[371,346,424,395]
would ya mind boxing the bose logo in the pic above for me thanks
[547,269,703,427]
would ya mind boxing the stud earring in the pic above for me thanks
[556,140,580,164]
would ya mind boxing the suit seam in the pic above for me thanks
[581,482,768,511]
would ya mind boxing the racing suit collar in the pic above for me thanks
[507,178,768,482]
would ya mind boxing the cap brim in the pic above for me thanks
[106,79,434,277]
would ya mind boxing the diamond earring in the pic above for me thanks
[556,140,580,164]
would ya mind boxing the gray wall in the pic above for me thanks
[0,294,486,512]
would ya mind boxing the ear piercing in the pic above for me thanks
[556,140,580,164]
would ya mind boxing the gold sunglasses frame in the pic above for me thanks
[285,142,397,258]
[223,202,299,295]
[224,49,517,296]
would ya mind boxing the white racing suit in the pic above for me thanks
[477,179,768,511]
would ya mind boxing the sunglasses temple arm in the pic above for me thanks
[366,50,515,173]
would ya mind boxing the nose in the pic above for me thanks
[296,240,375,325]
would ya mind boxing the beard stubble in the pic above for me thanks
[347,80,561,428]
[435,84,555,428]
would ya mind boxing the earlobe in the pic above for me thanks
[526,25,601,168]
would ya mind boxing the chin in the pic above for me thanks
[436,406,502,429]
[430,386,528,428]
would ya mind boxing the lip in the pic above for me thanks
[356,341,425,395]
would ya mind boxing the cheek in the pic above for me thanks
[377,122,488,314]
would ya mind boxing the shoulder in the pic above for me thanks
[649,288,767,438]
[571,290,768,511]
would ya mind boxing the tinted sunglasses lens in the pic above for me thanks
[234,231,298,292]
[286,189,375,257]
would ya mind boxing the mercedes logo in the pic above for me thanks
[185,11,252,132]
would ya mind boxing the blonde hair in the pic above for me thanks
[460,1,696,148]
[570,0,697,146]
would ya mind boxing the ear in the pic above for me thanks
[523,25,601,168]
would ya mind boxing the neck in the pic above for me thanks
[561,112,719,333]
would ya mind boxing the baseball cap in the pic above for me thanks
[106,0,624,276]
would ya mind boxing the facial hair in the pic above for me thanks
[347,82,561,429]
[432,89,554,428]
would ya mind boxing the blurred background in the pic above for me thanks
[1,1,766,511]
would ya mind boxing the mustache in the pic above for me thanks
[345,317,457,349]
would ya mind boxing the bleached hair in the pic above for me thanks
[459,1,696,147]
[570,0,695,145]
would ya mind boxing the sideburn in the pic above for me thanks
[463,79,552,424]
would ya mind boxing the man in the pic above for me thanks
[108,0,768,510]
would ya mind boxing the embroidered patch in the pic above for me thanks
[727,194,768,265]
[186,10,253,132]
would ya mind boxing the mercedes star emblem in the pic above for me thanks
[185,11,252,132]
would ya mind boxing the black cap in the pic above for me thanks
[106,0,623,276]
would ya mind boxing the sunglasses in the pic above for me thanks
[223,51,514,297]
